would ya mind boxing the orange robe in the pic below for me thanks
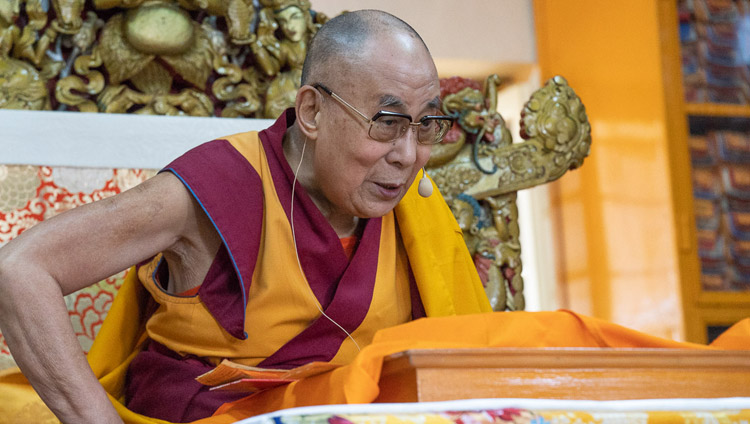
[201,310,750,423]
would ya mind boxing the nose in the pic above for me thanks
[385,126,420,168]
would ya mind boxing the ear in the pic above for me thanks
[295,85,321,140]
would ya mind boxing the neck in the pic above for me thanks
[283,126,360,238]
[329,215,360,238]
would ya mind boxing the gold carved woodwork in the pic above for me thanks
[431,75,591,311]
[0,0,326,115]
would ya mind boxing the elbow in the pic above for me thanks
[0,250,17,319]
[0,246,13,288]
[0,246,40,314]
[0,248,20,302]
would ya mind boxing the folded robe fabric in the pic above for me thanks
[200,311,750,423]
[1,306,748,424]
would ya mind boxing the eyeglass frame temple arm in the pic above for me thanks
[313,83,373,124]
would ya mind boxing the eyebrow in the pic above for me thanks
[378,95,443,114]
[426,96,441,111]
[379,94,403,108]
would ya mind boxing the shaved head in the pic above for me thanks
[300,9,431,85]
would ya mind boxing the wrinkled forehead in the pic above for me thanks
[359,30,436,71]
[331,34,439,107]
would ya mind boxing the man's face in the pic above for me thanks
[311,33,440,219]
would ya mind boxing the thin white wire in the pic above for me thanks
[290,138,361,352]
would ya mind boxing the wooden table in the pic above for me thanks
[375,348,750,402]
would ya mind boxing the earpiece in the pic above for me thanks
[314,111,321,125]
[418,168,433,198]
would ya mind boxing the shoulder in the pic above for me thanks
[162,135,265,190]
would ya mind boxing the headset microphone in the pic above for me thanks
[418,168,433,198]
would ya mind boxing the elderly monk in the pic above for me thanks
[0,9,490,424]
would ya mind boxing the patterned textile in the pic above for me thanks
[246,408,750,424]
[232,399,750,424]
[259,409,537,424]
[0,164,155,369]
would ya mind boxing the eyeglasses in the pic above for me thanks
[313,83,454,145]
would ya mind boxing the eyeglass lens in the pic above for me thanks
[369,116,450,144]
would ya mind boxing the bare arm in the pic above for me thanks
[0,172,203,423]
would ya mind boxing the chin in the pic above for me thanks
[355,209,389,219]
[360,200,403,218]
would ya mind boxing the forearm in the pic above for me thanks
[0,172,197,422]
[0,265,122,424]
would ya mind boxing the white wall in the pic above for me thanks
[311,0,537,80]
[0,110,272,169]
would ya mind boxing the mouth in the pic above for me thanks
[376,182,401,190]
[374,182,404,199]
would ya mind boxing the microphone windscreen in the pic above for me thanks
[418,175,433,198]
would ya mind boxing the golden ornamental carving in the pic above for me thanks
[0,57,50,109]
[0,0,326,115]
[488,75,591,196]
[431,74,591,311]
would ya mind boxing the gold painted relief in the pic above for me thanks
[0,0,326,115]
[430,75,591,311]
